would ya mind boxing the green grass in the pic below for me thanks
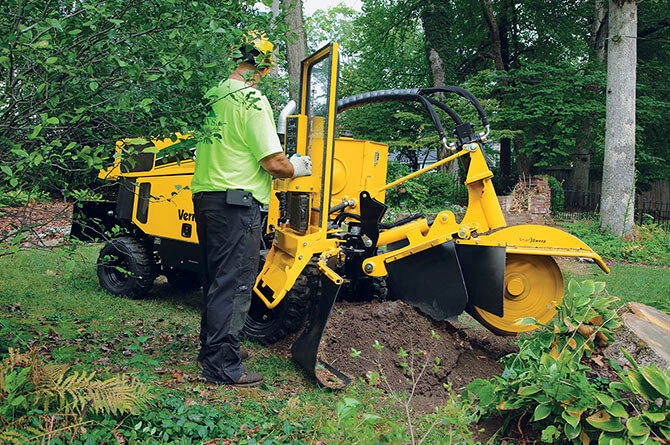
[0,246,477,444]
[561,260,670,313]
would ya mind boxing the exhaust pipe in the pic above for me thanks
[277,100,297,137]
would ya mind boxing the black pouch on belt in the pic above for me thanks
[226,189,253,207]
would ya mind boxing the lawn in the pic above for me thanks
[0,246,475,444]
[1,244,668,443]
[560,260,670,313]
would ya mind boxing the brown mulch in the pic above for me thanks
[0,201,73,247]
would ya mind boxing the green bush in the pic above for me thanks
[539,175,565,214]
[559,219,670,266]
[466,280,670,443]
[0,189,50,208]
[385,162,468,210]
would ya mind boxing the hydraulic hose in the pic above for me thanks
[336,89,421,113]
[424,97,463,125]
[420,86,489,128]
[336,89,453,144]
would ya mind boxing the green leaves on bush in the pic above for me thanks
[559,219,670,266]
[538,175,565,214]
[385,162,468,210]
[466,280,670,443]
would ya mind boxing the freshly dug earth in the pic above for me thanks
[317,300,518,413]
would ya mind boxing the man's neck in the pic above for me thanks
[229,64,259,87]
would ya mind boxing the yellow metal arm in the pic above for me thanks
[377,149,468,193]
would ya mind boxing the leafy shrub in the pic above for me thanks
[385,162,468,210]
[466,280,670,443]
[466,280,620,442]
[538,175,565,214]
[0,190,50,208]
[559,219,670,266]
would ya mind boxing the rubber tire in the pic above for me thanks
[165,269,202,291]
[340,276,388,302]
[241,265,317,345]
[97,236,156,298]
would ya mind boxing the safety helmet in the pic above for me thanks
[234,32,274,75]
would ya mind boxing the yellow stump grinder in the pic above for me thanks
[72,43,609,387]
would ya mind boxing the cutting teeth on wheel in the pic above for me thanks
[474,254,564,335]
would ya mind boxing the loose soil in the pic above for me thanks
[316,300,518,414]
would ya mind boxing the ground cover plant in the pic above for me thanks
[0,246,484,443]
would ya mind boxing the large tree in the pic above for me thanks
[281,0,308,103]
[600,0,637,236]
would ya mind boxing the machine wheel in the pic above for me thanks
[241,265,318,345]
[470,254,564,335]
[165,269,202,291]
[97,236,157,298]
[340,276,388,302]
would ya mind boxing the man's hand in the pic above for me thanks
[289,154,312,177]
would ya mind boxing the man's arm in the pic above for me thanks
[260,152,294,178]
[260,152,312,178]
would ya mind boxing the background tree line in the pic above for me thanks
[1,0,668,242]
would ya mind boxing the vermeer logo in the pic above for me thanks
[519,237,547,244]
[178,209,195,221]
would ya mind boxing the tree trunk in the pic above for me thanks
[600,0,637,237]
[282,0,307,103]
[421,1,459,179]
[592,0,609,64]
[480,0,513,177]
[569,0,608,207]
[515,134,530,177]
[570,120,592,207]
[480,0,505,71]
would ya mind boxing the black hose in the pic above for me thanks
[424,97,463,125]
[333,211,361,226]
[417,95,447,144]
[420,86,489,127]
[336,89,421,113]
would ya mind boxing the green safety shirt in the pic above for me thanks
[191,78,283,204]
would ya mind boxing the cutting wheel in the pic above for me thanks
[472,254,563,335]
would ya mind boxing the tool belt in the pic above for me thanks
[193,189,256,207]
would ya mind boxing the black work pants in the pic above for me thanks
[192,191,261,383]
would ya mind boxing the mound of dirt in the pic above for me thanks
[317,300,518,413]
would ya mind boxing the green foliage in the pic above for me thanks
[0,190,51,208]
[559,219,670,266]
[385,162,468,210]
[0,0,284,248]
[598,352,670,444]
[538,175,565,214]
[0,348,153,441]
[466,280,622,443]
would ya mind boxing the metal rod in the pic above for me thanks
[377,149,469,193]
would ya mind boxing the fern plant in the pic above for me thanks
[0,348,154,442]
